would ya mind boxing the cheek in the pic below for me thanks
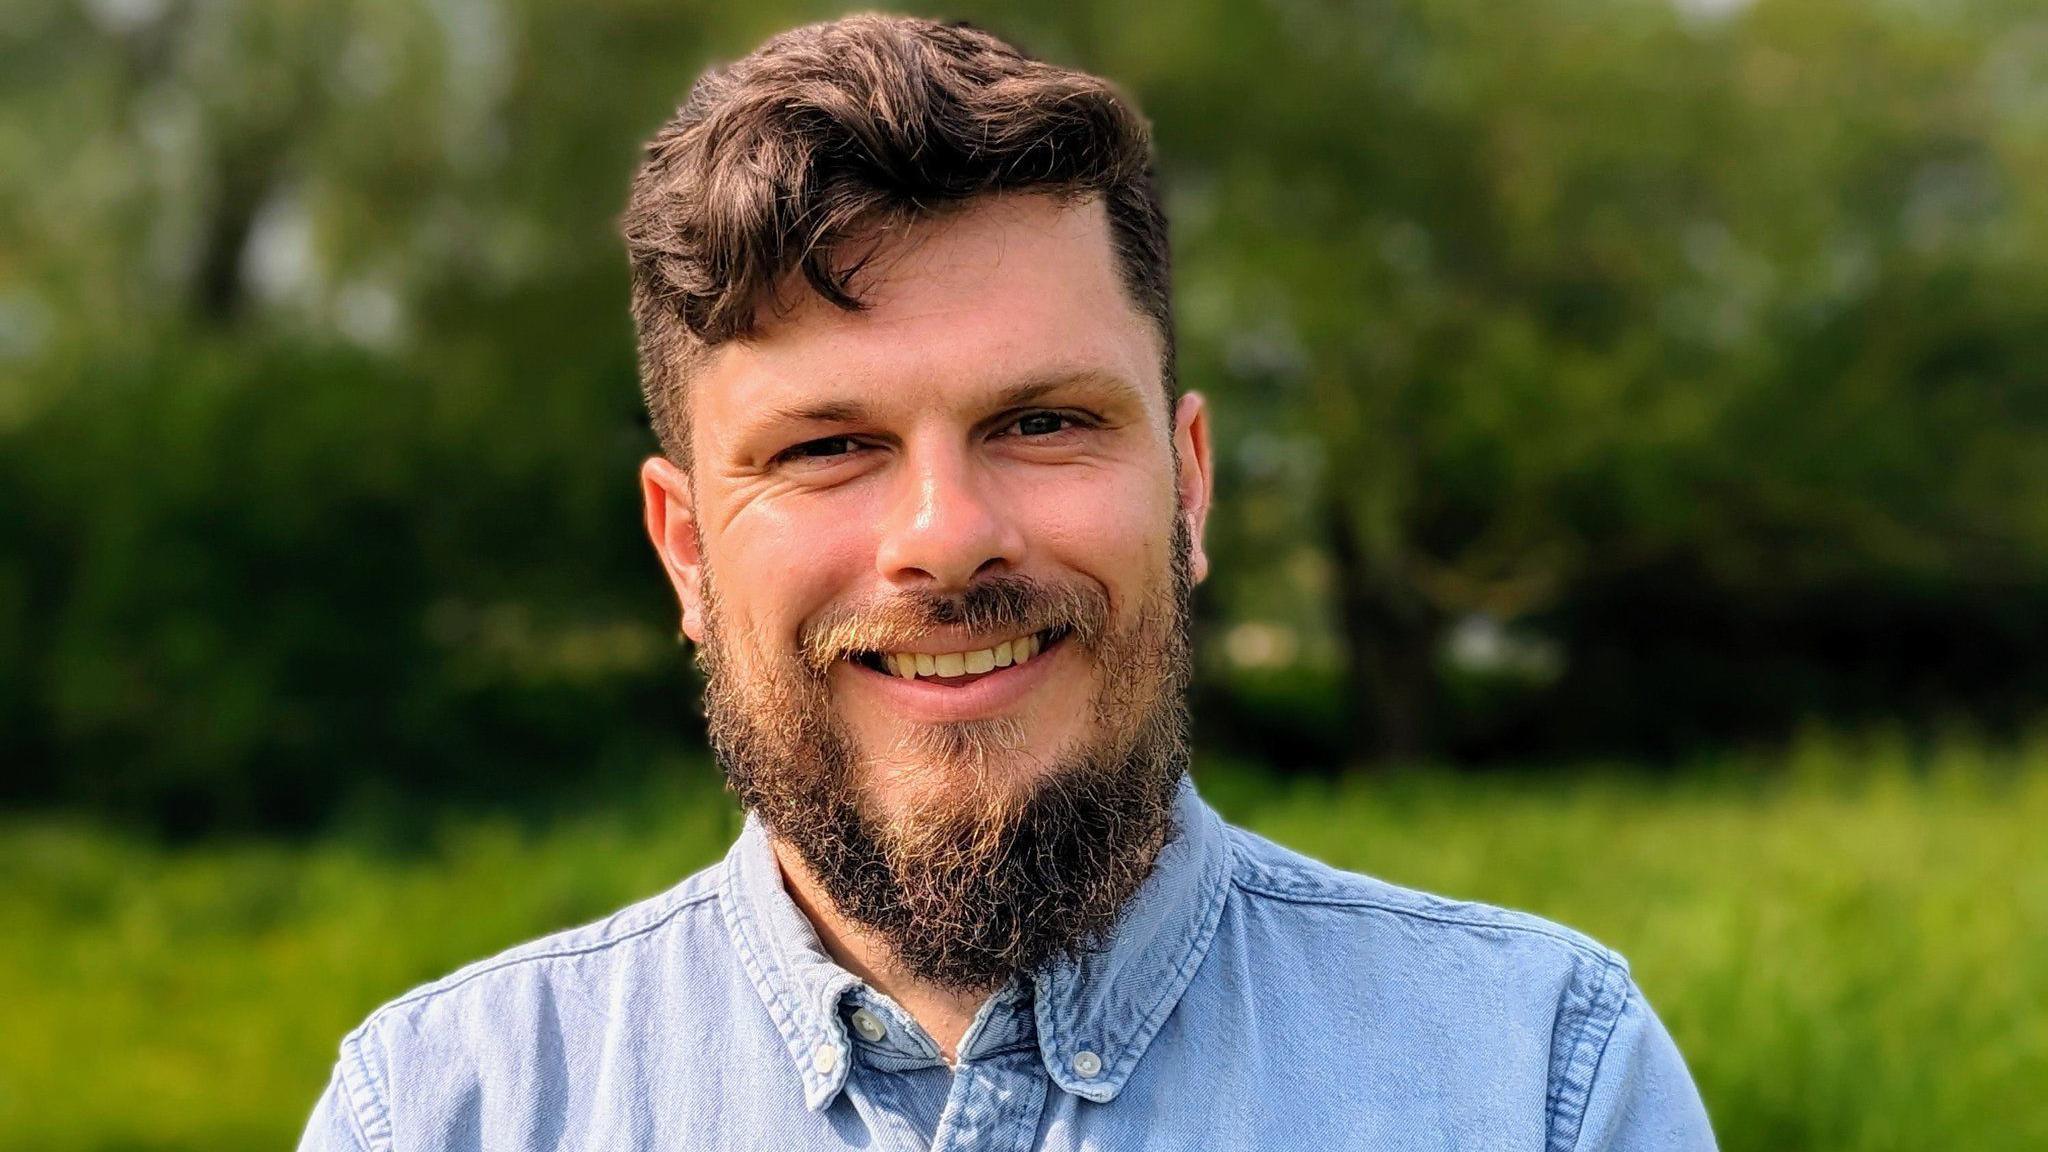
[1012,468,1176,594]
[719,499,876,639]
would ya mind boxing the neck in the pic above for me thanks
[768,837,997,1064]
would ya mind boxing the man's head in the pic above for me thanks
[626,15,1213,991]
[622,14,1177,467]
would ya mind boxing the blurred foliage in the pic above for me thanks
[4,749,2045,1151]
[5,0,2048,828]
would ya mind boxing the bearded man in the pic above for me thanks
[299,15,1714,1151]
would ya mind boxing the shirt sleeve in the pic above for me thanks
[1568,978,1717,1152]
[297,1066,375,1152]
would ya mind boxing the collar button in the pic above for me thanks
[1072,1049,1103,1078]
[850,1008,887,1043]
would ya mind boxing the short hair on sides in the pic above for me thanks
[620,13,1175,465]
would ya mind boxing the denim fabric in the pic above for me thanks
[299,778,1716,1150]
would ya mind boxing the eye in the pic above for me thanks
[776,435,864,464]
[1003,410,1085,438]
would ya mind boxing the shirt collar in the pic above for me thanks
[718,776,1233,1109]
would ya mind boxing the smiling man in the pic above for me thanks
[298,15,1714,1152]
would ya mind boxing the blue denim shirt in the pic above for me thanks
[299,780,1715,1150]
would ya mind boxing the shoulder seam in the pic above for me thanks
[339,1027,391,1152]
[1227,865,1617,966]
[341,1090,376,1152]
[377,885,722,1017]
[1547,955,1633,1152]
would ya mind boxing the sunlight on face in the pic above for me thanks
[681,193,1204,824]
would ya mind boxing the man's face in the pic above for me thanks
[642,194,1212,986]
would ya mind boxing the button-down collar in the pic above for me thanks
[719,776,1233,1110]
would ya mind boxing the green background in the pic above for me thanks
[2,0,2044,1147]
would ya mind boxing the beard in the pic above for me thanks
[697,517,1195,992]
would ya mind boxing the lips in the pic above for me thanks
[851,626,1065,685]
[836,623,1076,723]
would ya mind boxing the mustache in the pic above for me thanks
[798,575,1110,675]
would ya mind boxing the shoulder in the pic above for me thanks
[1207,823,1650,1145]
[1197,822,1709,1149]
[1211,820,1636,1069]
[1220,820,1627,974]
[333,859,732,1087]
[364,858,729,1029]
[316,857,749,1151]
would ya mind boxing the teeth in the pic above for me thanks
[873,632,1052,682]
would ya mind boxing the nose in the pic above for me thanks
[875,439,1025,591]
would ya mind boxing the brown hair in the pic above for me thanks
[620,14,1173,463]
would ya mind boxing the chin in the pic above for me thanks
[862,720,1080,818]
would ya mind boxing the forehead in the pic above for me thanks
[689,195,1165,443]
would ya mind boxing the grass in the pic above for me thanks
[4,737,2044,1151]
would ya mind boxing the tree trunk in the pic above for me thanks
[1324,490,1443,767]
[192,146,273,325]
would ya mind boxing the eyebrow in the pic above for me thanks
[991,369,1150,411]
[756,398,870,427]
[987,379,1069,410]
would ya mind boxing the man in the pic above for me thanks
[300,15,1715,1151]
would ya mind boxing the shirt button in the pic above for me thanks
[812,1043,839,1074]
[850,1008,887,1043]
[1073,1049,1103,1078]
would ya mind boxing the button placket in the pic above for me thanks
[928,1049,1047,1152]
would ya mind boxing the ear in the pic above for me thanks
[1171,391,1215,585]
[641,456,707,643]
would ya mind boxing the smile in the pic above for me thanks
[851,626,1069,686]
